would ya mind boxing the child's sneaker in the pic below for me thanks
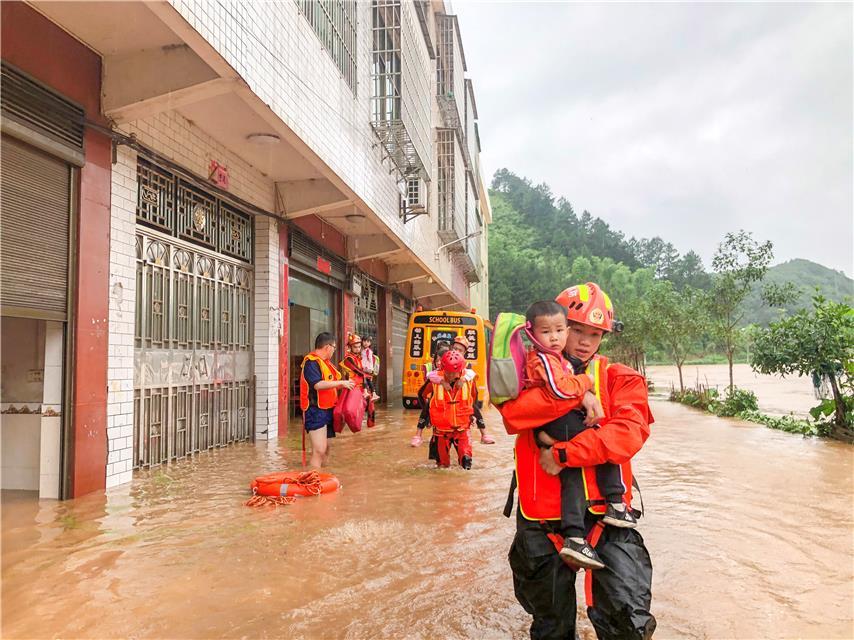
[602,503,638,528]
[559,539,605,570]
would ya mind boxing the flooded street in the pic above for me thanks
[3,399,853,639]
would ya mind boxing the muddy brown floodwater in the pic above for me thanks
[646,363,819,417]
[3,397,853,638]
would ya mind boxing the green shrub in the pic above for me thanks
[670,385,719,412]
[714,387,759,417]
[735,410,817,436]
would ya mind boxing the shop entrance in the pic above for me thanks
[288,272,339,416]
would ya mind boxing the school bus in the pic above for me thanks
[402,309,489,409]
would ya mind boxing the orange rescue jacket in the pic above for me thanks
[339,353,367,388]
[499,355,653,520]
[300,353,341,411]
[423,378,476,432]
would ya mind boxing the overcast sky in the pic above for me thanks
[455,2,853,276]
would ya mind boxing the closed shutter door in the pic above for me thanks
[390,307,409,404]
[0,137,70,318]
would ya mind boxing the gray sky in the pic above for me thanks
[456,2,853,276]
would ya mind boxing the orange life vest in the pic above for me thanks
[299,353,341,411]
[514,355,635,520]
[339,353,366,387]
[427,378,476,432]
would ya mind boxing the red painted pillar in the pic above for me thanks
[342,291,355,342]
[70,128,111,497]
[278,223,289,436]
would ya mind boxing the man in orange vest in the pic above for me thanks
[498,283,656,640]
[418,350,485,469]
[300,332,354,468]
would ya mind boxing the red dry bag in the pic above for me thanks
[333,387,364,433]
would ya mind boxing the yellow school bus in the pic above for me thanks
[402,309,489,409]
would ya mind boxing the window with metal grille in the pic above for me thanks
[436,128,458,241]
[295,0,358,93]
[370,0,431,181]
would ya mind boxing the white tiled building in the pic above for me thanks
[0,0,491,495]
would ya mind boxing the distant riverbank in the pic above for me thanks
[645,363,817,418]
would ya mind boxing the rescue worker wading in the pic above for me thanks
[498,283,656,640]
[299,332,354,468]
[418,350,485,469]
[339,333,376,428]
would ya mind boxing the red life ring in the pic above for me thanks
[250,471,340,497]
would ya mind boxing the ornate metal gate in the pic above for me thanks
[133,158,255,469]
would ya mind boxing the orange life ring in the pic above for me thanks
[250,471,340,497]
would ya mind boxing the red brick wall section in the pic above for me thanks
[278,223,289,436]
[2,2,111,496]
[0,2,106,126]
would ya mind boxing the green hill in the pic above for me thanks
[744,259,853,325]
[487,169,853,327]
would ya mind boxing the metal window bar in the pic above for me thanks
[436,128,459,243]
[371,0,429,180]
[296,0,358,93]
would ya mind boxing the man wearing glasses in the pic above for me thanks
[299,332,355,468]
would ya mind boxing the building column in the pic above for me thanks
[39,321,64,498]
[70,128,111,497]
[254,216,279,440]
[377,286,391,401]
[278,223,289,435]
[105,145,138,489]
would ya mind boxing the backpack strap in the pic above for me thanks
[502,472,517,518]
[632,475,645,519]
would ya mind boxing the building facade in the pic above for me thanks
[0,0,490,497]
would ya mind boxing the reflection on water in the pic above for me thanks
[2,400,853,639]
[646,363,819,417]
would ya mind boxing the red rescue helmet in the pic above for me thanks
[555,282,615,332]
[441,350,466,373]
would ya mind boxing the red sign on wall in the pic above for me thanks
[209,160,229,189]
[316,256,331,275]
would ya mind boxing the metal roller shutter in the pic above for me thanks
[390,306,409,405]
[0,137,70,318]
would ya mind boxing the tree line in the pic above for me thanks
[487,169,853,439]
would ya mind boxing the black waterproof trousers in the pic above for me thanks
[508,509,656,640]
